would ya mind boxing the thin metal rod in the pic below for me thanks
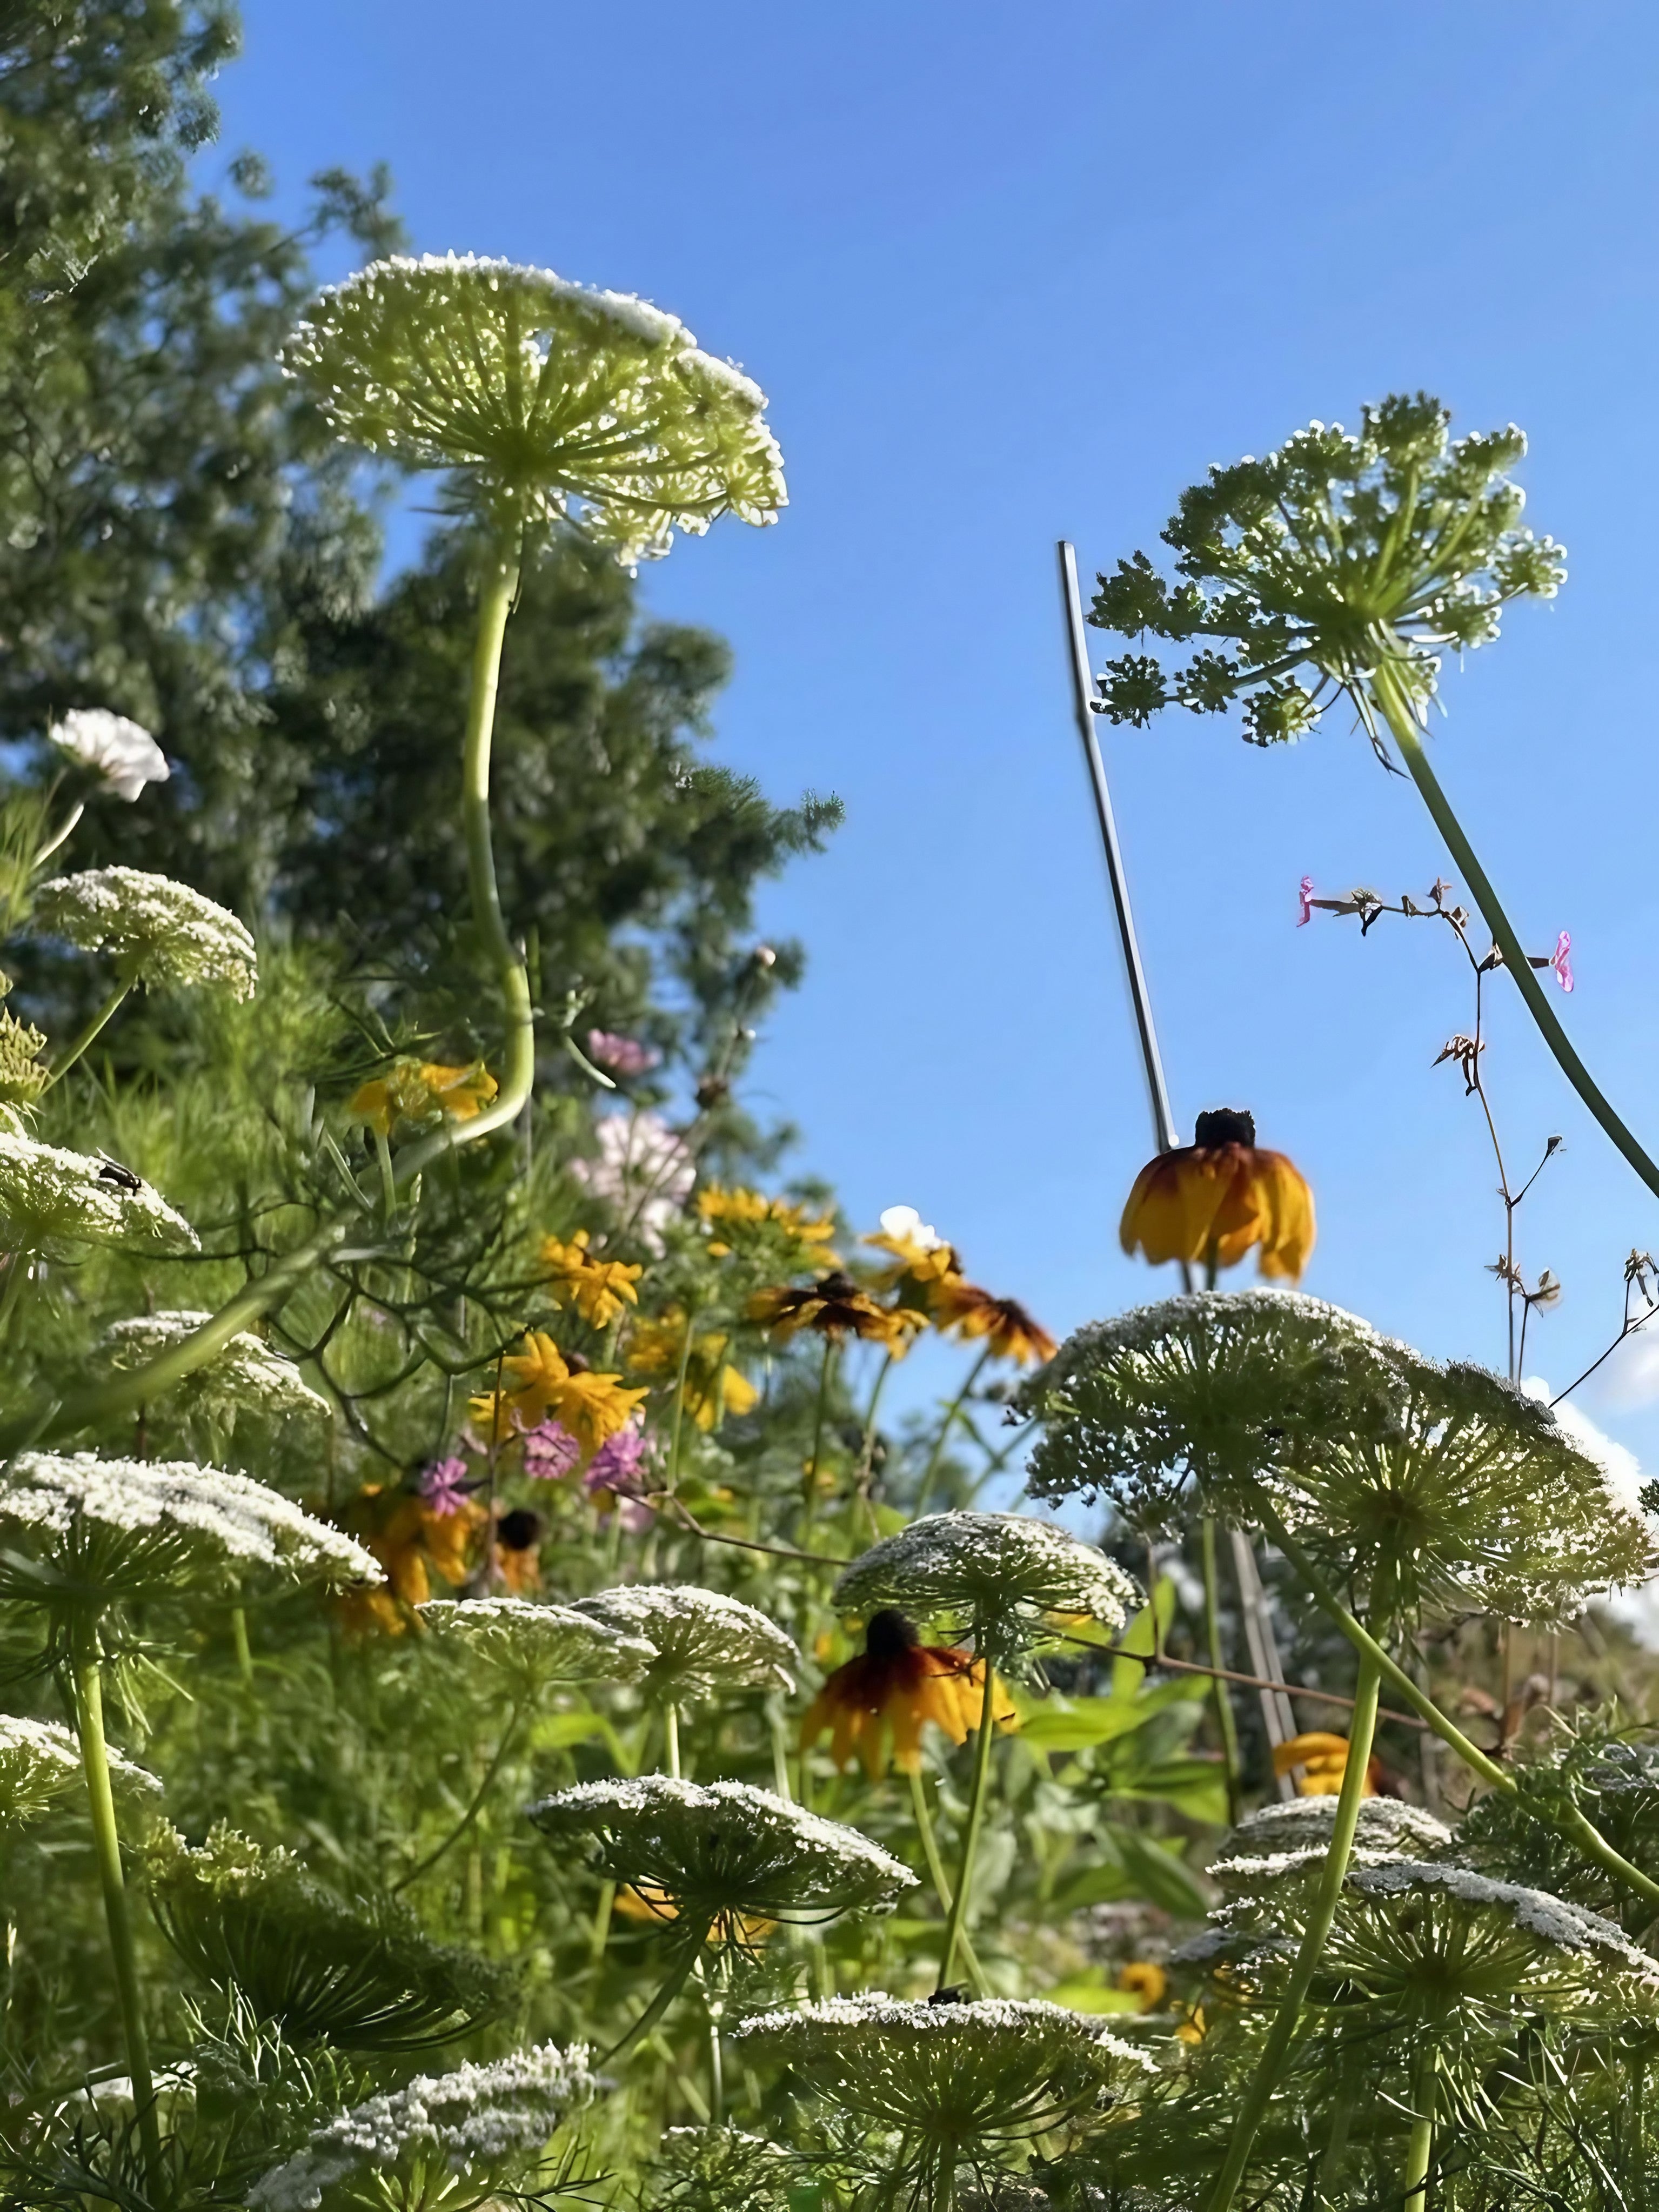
[1057,540,1182,1158]
[1229,1527,1297,1800]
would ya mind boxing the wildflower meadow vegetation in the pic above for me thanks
[8,12,1659,2212]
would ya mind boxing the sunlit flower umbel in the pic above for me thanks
[574,1583,797,1701]
[0,1130,199,1255]
[799,1607,1015,1778]
[528,1776,914,1945]
[833,1511,1139,1665]
[101,1310,330,1432]
[34,867,257,1000]
[1120,1108,1315,1282]
[283,252,786,559]
[0,1715,158,1831]
[416,1595,652,1691]
[48,708,170,802]
[247,2041,599,2212]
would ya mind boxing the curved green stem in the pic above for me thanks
[392,1704,526,1895]
[1204,1651,1382,2212]
[908,1765,987,1993]
[71,1615,163,2201]
[42,977,132,1092]
[936,1645,998,1992]
[601,1934,707,2063]
[1200,1517,1241,1825]
[1375,669,1659,1205]
[666,1308,697,1497]
[919,1347,991,1505]
[1255,1494,1659,1911]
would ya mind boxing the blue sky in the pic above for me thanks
[216,3,1659,1459]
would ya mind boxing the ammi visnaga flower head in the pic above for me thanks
[34,867,256,1000]
[1120,1109,1314,1282]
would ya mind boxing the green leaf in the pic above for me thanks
[1051,1823,1211,1920]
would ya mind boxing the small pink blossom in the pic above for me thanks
[419,1456,472,1518]
[523,1419,582,1481]
[586,1029,661,1078]
[1297,875,1315,928]
[1550,930,1574,993]
[584,1419,657,1530]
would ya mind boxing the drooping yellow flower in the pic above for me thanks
[799,1609,1016,1779]
[470,1331,647,1456]
[697,1183,839,1263]
[1119,1108,1315,1282]
[625,1311,758,1431]
[1272,1730,1379,1798]
[747,1272,926,1355]
[931,1281,1057,1367]
[348,1057,498,1139]
[1117,1960,1168,2012]
[333,1484,486,1634]
[539,1228,643,1328]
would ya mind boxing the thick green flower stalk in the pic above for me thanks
[1087,394,1659,1205]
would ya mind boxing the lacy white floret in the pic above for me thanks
[247,2041,598,2212]
[1346,1860,1659,1972]
[418,1596,653,1683]
[34,867,257,998]
[833,1511,1139,1652]
[735,1994,1156,2070]
[102,1311,329,1426]
[0,1132,197,1253]
[574,1583,798,1697]
[0,1453,380,1591]
[0,1713,159,1827]
[1223,1795,1454,1862]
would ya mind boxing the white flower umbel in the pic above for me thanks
[247,2041,599,2212]
[833,1511,1139,1663]
[738,1997,1154,2212]
[102,1311,329,1432]
[283,253,786,561]
[1219,1796,1455,1868]
[0,1453,382,1610]
[0,1713,159,1829]
[34,867,257,1000]
[574,1584,798,1700]
[0,1130,198,1255]
[48,709,170,802]
[527,1776,914,1939]
[418,1596,653,1690]
[570,1110,695,1254]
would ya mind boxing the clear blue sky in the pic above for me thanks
[215,3,1659,1459]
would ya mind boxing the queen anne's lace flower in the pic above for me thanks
[574,1583,798,1700]
[833,1512,1139,1664]
[283,253,785,561]
[247,2041,598,2212]
[527,1776,914,1939]
[1217,1795,1455,1868]
[0,1714,158,1829]
[34,867,257,999]
[0,1452,381,1607]
[417,1596,653,1688]
[48,709,170,802]
[0,1131,198,1254]
[102,1311,329,1431]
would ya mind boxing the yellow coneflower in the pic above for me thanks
[698,1183,838,1262]
[1119,1109,1315,1282]
[747,1272,925,1355]
[799,1609,1016,1779]
[625,1312,758,1431]
[862,1205,961,1292]
[347,1057,498,1139]
[1272,1730,1380,1798]
[470,1331,647,1456]
[492,1505,545,1594]
[538,1229,643,1329]
[333,1484,486,1634]
[931,1281,1057,1367]
[1117,1960,1168,2011]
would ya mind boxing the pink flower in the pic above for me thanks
[1297,875,1315,928]
[1550,930,1574,993]
[419,1456,472,1518]
[584,1419,657,1530]
[523,1419,582,1481]
[585,1029,661,1078]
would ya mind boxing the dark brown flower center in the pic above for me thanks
[1194,1107,1256,1148]
[864,1607,920,1659]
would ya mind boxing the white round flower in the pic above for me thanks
[569,1110,695,1254]
[573,1583,798,1700]
[34,867,257,999]
[102,1311,329,1430]
[1217,1795,1455,1870]
[0,1713,159,1829]
[0,1131,197,1254]
[879,1205,945,1251]
[48,709,170,802]
[417,1596,653,1687]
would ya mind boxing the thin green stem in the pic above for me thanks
[0,1250,31,1342]
[42,977,131,1092]
[392,1704,526,1894]
[1204,1651,1382,2212]
[936,1644,998,1992]
[1375,668,1659,1205]
[908,1766,987,1993]
[230,1605,253,1685]
[1200,1517,1241,1825]
[855,1349,896,1493]
[601,1935,707,2063]
[919,1347,991,1506]
[1255,1494,1659,1911]
[588,1880,617,1965]
[1401,2046,1437,2212]
[373,1128,398,1221]
[664,1701,682,1781]
[71,1614,163,2200]
[799,1336,837,1539]
[666,1308,697,1497]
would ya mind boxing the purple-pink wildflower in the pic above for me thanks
[1551,930,1574,993]
[523,1419,582,1482]
[419,1456,472,1518]
[1297,875,1315,927]
[586,1029,661,1078]
[584,1419,656,1530]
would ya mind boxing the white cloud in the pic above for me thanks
[1588,1328,1659,1411]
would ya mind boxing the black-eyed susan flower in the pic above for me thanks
[538,1229,643,1328]
[931,1281,1057,1366]
[799,1609,1016,1779]
[747,1272,925,1354]
[1272,1731,1381,1799]
[862,1204,961,1291]
[1117,1960,1168,2010]
[333,1485,484,1634]
[349,1057,498,1141]
[1119,1109,1315,1282]
[698,1183,838,1264]
[470,1332,647,1456]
